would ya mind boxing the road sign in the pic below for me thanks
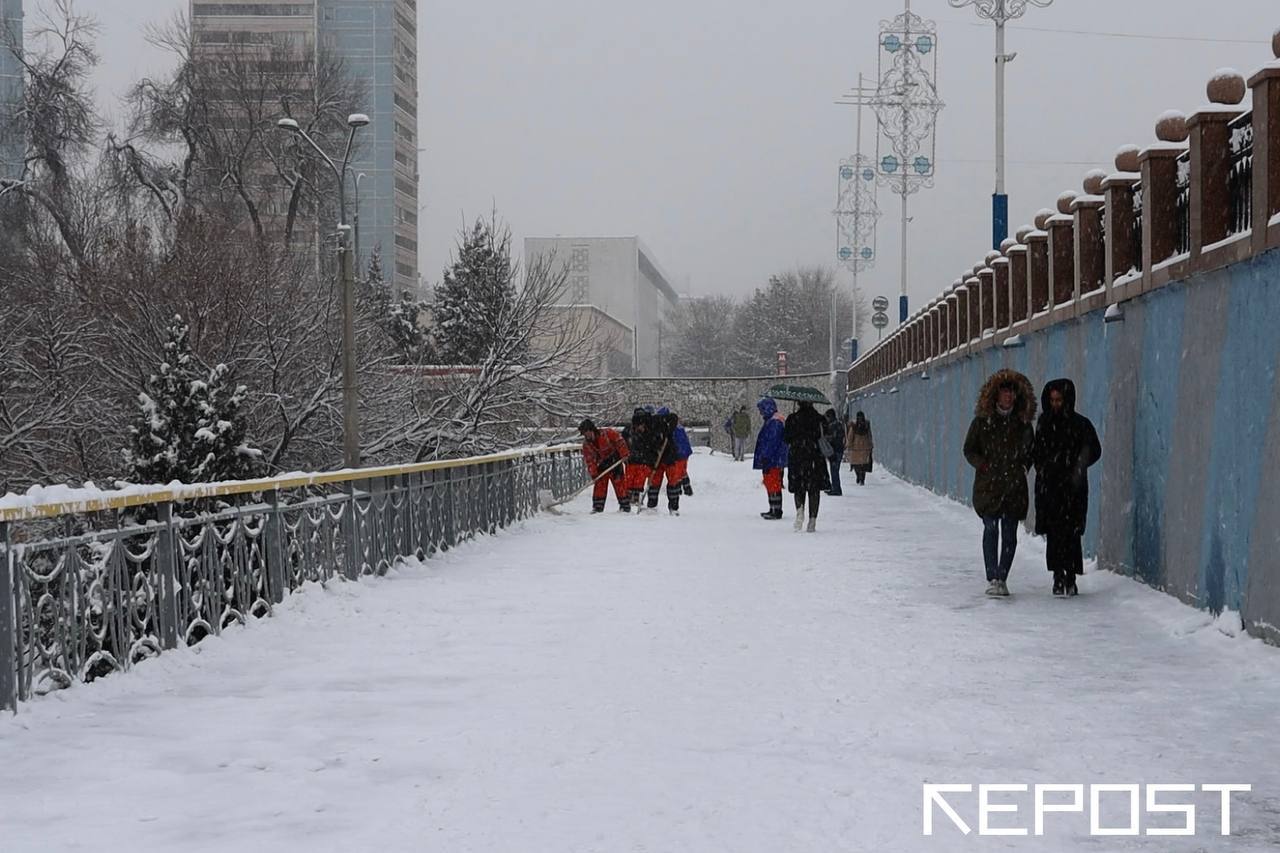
[872,296,890,312]
[872,311,890,330]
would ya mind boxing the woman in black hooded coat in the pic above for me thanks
[783,401,831,532]
[1030,378,1102,596]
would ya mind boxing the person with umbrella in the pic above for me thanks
[784,401,832,532]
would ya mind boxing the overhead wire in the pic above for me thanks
[944,19,1270,47]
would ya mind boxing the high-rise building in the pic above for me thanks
[0,0,22,180]
[190,0,419,295]
[317,1,419,296]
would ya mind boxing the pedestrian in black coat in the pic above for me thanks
[1030,378,1102,597]
[783,401,831,532]
[823,408,846,496]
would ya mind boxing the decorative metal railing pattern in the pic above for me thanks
[1229,113,1254,236]
[0,446,585,711]
[1132,182,1144,272]
[1175,152,1192,256]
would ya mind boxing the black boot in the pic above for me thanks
[1052,572,1065,597]
[1066,576,1079,597]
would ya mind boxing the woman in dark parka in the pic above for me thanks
[1030,378,1102,597]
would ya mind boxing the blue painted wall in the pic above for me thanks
[850,248,1280,641]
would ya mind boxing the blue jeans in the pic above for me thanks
[828,459,843,495]
[982,516,1019,582]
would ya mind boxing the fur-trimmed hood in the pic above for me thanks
[975,369,1037,423]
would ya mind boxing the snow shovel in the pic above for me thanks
[538,456,627,511]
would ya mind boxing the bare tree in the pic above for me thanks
[664,294,741,377]
[364,234,611,462]
[108,13,364,249]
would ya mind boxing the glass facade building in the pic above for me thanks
[191,0,419,295]
[0,0,22,180]
[318,0,419,295]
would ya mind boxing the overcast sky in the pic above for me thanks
[73,0,1280,326]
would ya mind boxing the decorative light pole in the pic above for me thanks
[277,112,370,469]
[948,0,1054,249]
[873,0,943,326]
[836,72,882,367]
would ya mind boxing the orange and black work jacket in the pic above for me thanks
[582,429,629,479]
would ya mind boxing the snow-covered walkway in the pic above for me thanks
[4,451,1280,852]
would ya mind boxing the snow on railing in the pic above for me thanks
[0,444,587,712]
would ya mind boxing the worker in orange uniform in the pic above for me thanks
[578,419,631,513]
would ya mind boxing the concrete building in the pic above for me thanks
[190,0,419,295]
[524,236,680,376]
[0,0,21,180]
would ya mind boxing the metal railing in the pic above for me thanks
[1132,183,1144,275]
[1229,112,1255,236]
[1175,152,1192,256]
[0,445,586,711]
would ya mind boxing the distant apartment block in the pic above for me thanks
[0,0,22,180]
[524,236,680,376]
[191,0,419,295]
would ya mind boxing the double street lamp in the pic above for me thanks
[948,0,1054,249]
[276,112,370,469]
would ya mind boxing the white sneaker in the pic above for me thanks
[669,508,679,516]
[985,580,1000,596]
[997,580,1011,597]
[793,513,804,532]
[806,518,816,533]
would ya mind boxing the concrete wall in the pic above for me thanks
[849,247,1280,642]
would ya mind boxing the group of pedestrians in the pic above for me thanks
[749,397,875,532]
[963,369,1101,598]
[577,406,694,516]
[581,370,1099,603]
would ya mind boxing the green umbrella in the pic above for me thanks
[765,383,832,406]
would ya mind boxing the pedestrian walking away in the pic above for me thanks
[783,401,831,532]
[963,369,1036,597]
[1030,379,1102,597]
[845,412,874,486]
[753,397,788,520]
[730,405,751,462]
[578,419,631,513]
[823,408,845,496]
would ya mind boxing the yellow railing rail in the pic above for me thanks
[0,443,581,523]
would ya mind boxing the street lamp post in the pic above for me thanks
[353,172,367,277]
[948,0,1054,249]
[277,113,370,469]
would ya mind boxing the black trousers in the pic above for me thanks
[794,489,822,518]
[1045,530,1084,576]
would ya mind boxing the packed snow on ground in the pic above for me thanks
[3,449,1280,852]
